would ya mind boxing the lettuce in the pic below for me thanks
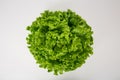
[26,9,93,75]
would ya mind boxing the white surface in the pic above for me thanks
[0,0,120,80]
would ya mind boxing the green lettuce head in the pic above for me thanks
[26,9,93,75]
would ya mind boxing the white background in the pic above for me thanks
[0,0,120,80]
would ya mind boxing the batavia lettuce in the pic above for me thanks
[26,9,93,75]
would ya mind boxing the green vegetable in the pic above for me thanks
[26,9,93,75]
